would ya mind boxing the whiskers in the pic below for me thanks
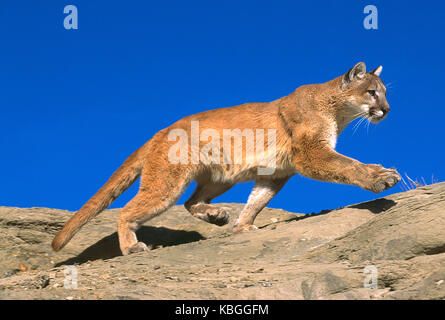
[350,110,368,120]
[351,111,371,135]
[385,80,396,92]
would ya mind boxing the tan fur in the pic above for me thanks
[52,62,400,255]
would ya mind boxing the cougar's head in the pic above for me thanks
[341,62,389,124]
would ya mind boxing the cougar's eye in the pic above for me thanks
[368,90,376,97]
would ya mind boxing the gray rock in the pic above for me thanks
[0,183,444,299]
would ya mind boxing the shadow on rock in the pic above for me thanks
[260,198,398,229]
[54,226,205,267]
[348,198,397,214]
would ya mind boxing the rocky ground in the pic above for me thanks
[0,183,444,300]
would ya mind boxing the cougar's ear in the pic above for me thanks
[342,62,366,89]
[370,65,383,77]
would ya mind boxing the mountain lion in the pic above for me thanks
[52,62,401,255]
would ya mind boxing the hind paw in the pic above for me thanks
[123,242,148,255]
[193,206,231,226]
[207,207,231,226]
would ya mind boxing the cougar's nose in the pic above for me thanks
[381,105,390,115]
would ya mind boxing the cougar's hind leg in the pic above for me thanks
[118,161,193,255]
[233,177,289,233]
[184,181,233,226]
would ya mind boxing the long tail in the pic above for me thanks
[51,147,144,251]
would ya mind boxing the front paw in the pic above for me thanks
[233,224,258,233]
[365,165,401,193]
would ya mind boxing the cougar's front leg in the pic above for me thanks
[233,177,289,233]
[296,144,400,193]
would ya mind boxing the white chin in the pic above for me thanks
[370,117,383,124]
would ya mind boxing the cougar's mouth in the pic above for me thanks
[369,109,386,123]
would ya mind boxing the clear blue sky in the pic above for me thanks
[1,1,443,214]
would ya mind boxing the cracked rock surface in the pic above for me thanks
[0,183,444,299]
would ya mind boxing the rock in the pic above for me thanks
[0,183,444,299]
[302,183,445,264]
